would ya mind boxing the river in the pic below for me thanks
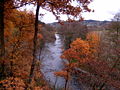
[40,33,82,90]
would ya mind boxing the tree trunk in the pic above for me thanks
[26,3,40,89]
[0,0,5,59]
[65,78,68,90]
[0,0,5,78]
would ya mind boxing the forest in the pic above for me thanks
[0,0,120,90]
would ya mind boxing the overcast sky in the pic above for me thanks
[82,0,120,21]
[24,0,120,23]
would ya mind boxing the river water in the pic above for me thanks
[40,33,82,90]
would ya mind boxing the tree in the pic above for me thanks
[0,0,31,58]
[27,0,92,88]
[0,0,5,78]
[0,0,92,89]
[57,22,88,49]
[0,0,5,58]
[1,8,35,79]
[27,2,41,88]
[0,8,48,89]
[61,38,90,64]
[110,12,120,69]
[60,31,119,89]
[101,12,120,70]
[0,0,33,79]
[86,31,101,59]
[60,38,91,89]
[97,12,120,90]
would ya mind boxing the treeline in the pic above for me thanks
[55,13,120,90]
[0,0,92,89]
[2,0,117,89]
[57,21,88,49]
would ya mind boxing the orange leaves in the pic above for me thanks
[70,38,90,55]
[3,9,35,80]
[37,33,43,39]
[86,31,100,45]
[54,71,68,79]
[61,48,78,62]
[86,31,101,56]
[0,77,25,89]
[2,8,48,89]
[59,32,102,81]
[61,38,90,64]
[61,33,101,68]
[39,0,92,21]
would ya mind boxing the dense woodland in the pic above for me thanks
[0,0,120,90]
[55,18,120,89]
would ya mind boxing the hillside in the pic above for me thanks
[49,20,110,27]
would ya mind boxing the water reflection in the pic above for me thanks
[40,33,82,90]
[41,34,65,88]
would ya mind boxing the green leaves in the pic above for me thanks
[70,59,78,63]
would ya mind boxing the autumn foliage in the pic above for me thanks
[61,38,90,64]
[59,31,120,89]
[86,31,101,56]
[56,33,100,82]
[4,9,34,78]
[0,0,93,89]
[0,9,45,89]
[61,31,101,65]
[0,77,25,89]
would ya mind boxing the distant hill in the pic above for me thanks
[48,20,110,27]
[81,20,110,26]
